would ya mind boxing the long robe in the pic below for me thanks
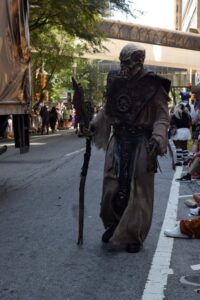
[91,80,170,248]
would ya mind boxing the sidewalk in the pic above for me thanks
[164,165,200,299]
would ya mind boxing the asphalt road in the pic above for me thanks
[0,131,200,300]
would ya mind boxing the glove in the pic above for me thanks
[81,123,96,137]
[148,138,160,157]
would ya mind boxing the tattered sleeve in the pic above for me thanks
[152,86,170,155]
[90,107,111,151]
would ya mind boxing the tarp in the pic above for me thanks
[0,0,31,104]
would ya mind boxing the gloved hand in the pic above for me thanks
[81,123,96,137]
[148,138,160,157]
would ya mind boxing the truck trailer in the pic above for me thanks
[0,0,31,154]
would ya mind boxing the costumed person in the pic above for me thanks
[170,102,191,166]
[88,43,170,253]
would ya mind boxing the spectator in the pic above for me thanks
[6,115,13,139]
[191,100,200,154]
[71,109,78,132]
[164,218,200,239]
[0,115,9,138]
[170,103,191,166]
[40,105,49,135]
[63,106,70,129]
[184,193,200,208]
[56,105,63,130]
[176,150,200,181]
[190,92,197,139]
[49,106,58,133]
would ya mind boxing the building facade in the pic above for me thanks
[176,0,200,31]
[175,0,200,85]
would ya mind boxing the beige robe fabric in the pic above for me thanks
[91,84,169,247]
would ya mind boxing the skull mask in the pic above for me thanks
[119,43,145,80]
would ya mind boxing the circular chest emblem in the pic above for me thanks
[116,94,131,113]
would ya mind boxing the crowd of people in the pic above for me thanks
[0,101,102,141]
[168,90,200,178]
[31,102,75,135]
[165,89,200,239]
[30,101,102,136]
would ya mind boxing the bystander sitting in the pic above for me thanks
[164,191,200,238]
[184,193,200,208]
[164,218,200,239]
[176,150,200,181]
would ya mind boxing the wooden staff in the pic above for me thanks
[77,137,91,245]
[72,76,91,245]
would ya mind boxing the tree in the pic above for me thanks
[72,59,107,105]
[29,0,134,49]
[29,1,136,102]
[30,24,84,101]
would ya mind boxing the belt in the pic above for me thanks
[113,125,152,138]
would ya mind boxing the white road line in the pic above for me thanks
[142,166,183,300]
[0,143,15,147]
[32,133,62,138]
[178,194,193,199]
[0,142,46,147]
[30,142,46,146]
[64,148,85,157]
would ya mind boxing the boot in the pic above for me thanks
[102,224,117,243]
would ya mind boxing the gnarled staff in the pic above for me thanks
[168,141,176,170]
[72,77,92,245]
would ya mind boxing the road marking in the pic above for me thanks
[178,194,193,199]
[31,133,62,139]
[180,276,200,286]
[0,142,46,147]
[0,143,15,147]
[64,148,85,157]
[142,166,182,300]
[31,142,46,145]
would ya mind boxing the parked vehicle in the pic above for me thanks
[0,0,31,153]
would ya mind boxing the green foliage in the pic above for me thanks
[74,59,107,105]
[29,0,134,102]
[29,0,133,48]
[30,25,83,101]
